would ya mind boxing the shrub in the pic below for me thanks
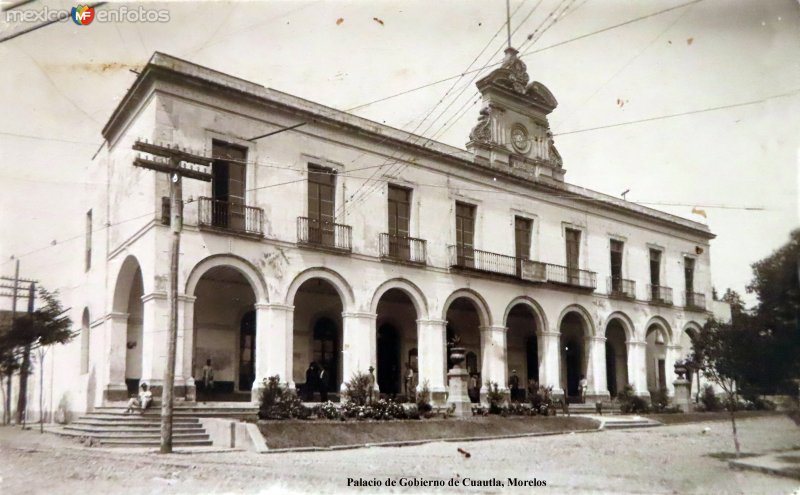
[417,380,433,414]
[506,402,534,416]
[529,385,555,416]
[258,375,311,420]
[649,388,670,413]
[317,401,341,420]
[700,385,723,412]
[486,381,505,414]
[618,384,649,414]
[343,372,371,406]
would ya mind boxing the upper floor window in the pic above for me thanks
[455,202,476,267]
[387,185,412,258]
[307,164,336,244]
[514,217,532,260]
[565,228,581,285]
[684,257,695,293]
[211,140,247,230]
[649,248,662,286]
[515,216,532,277]
[609,239,624,289]
[387,185,411,237]
[85,209,92,271]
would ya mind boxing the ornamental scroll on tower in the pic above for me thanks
[467,47,564,181]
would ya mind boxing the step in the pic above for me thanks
[65,425,205,434]
[99,438,213,447]
[78,415,200,423]
[57,429,210,441]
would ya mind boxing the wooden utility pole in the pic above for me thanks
[132,140,212,454]
[1,263,38,426]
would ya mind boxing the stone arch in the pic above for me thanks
[285,267,355,312]
[502,296,548,332]
[112,255,144,312]
[369,278,429,319]
[185,254,268,303]
[605,311,635,341]
[441,288,492,327]
[682,321,702,339]
[556,304,595,337]
[645,315,672,344]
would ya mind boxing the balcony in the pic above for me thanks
[607,277,636,299]
[197,197,263,236]
[648,285,673,305]
[447,246,518,276]
[379,233,426,264]
[536,262,597,290]
[685,291,706,311]
[297,217,352,252]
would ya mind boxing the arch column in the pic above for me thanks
[665,344,682,397]
[104,312,129,401]
[251,303,295,401]
[626,340,649,398]
[177,294,195,400]
[140,291,169,395]
[480,325,508,398]
[417,318,447,404]
[539,331,564,397]
[341,312,378,393]
[586,336,609,399]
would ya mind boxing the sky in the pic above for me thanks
[0,0,798,307]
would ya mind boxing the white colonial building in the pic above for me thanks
[26,48,729,417]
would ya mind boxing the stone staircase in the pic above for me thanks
[51,402,258,448]
[565,401,622,415]
[598,415,662,430]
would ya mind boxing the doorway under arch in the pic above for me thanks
[605,319,628,397]
[293,278,344,400]
[560,311,589,400]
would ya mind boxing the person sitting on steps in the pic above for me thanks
[124,383,153,415]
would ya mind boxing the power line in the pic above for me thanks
[552,88,800,137]
[553,0,697,129]
[343,0,581,215]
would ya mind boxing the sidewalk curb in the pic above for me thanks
[261,426,602,454]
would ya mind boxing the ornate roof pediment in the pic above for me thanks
[476,48,557,113]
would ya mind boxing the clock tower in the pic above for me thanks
[467,47,565,182]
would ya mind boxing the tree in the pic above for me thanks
[690,316,759,458]
[745,229,800,395]
[6,288,73,427]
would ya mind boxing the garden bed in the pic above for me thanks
[645,410,782,425]
[258,415,599,449]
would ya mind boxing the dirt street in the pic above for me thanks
[0,416,799,494]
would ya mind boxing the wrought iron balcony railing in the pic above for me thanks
[685,291,706,311]
[297,217,352,252]
[198,197,263,236]
[648,284,673,305]
[539,263,597,290]
[447,245,518,276]
[379,233,426,264]
[608,277,636,299]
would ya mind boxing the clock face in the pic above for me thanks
[511,125,530,153]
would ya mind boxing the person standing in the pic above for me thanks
[304,362,318,401]
[404,365,415,399]
[367,366,376,403]
[579,375,588,403]
[201,359,214,393]
[508,369,520,402]
[318,365,329,402]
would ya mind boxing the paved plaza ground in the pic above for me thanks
[1,415,799,494]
